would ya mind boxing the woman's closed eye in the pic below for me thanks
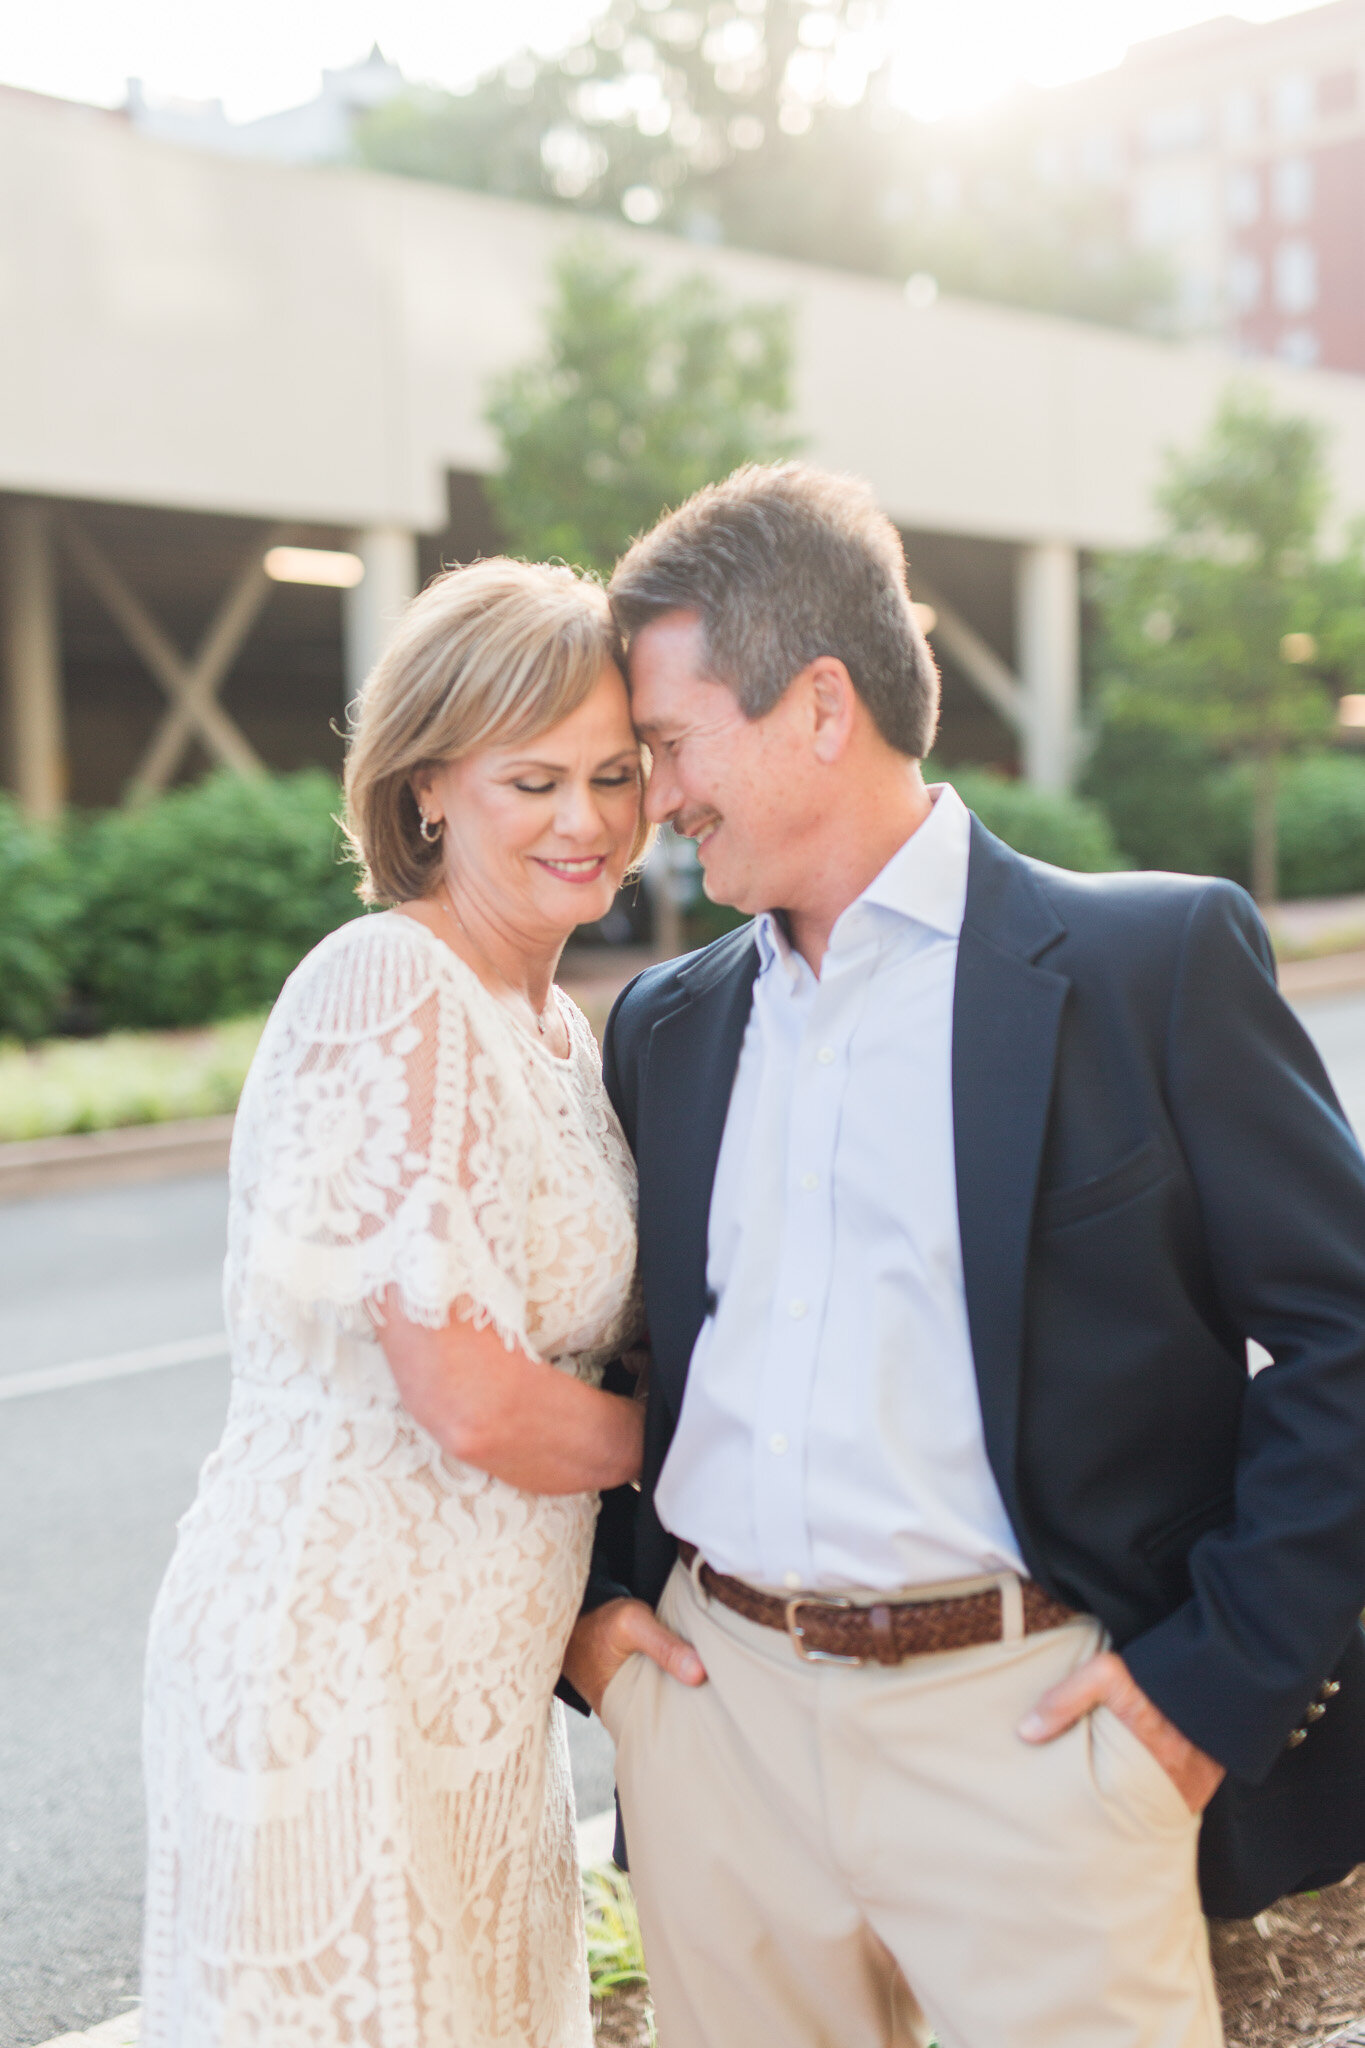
[513,771,639,795]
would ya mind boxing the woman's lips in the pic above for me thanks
[533,854,610,884]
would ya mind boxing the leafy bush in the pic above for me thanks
[1084,720,1365,898]
[0,1015,264,1141]
[0,796,79,1039]
[1080,710,1243,879]
[939,768,1124,872]
[1276,754,1365,900]
[76,771,364,1030]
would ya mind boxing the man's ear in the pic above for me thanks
[806,656,858,764]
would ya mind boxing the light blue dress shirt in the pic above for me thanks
[654,784,1028,1593]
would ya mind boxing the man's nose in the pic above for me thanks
[643,763,679,825]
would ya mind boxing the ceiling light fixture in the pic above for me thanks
[264,546,365,588]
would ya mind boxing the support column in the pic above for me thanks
[1,500,65,819]
[1016,540,1080,794]
[343,527,419,704]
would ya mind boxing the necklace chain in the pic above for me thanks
[438,892,551,1040]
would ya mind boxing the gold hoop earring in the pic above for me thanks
[419,813,442,845]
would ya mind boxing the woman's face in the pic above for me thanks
[415,663,642,944]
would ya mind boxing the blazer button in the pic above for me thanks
[1286,1726,1309,1748]
[1305,1701,1327,1722]
[1320,1678,1342,1699]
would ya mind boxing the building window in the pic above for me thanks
[1272,156,1314,222]
[1226,167,1260,225]
[1228,253,1262,312]
[1078,129,1120,183]
[1142,101,1207,153]
[1134,166,1214,245]
[1273,73,1314,133]
[1319,69,1358,117]
[1222,87,1259,142]
[1274,240,1318,314]
[1278,328,1321,367]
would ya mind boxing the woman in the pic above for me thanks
[142,560,647,2047]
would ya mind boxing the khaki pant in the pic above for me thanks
[602,1561,1224,2048]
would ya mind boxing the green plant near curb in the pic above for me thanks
[0,1014,265,1142]
[0,795,80,1040]
[76,770,365,1031]
[938,768,1124,873]
[583,1862,650,2001]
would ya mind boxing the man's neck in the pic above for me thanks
[782,766,934,976]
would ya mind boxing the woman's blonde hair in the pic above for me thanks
[343,557,640,905]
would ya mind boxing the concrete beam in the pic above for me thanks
[1016,541,1080,794]
[343,528,419,703]
[1,500,65,819]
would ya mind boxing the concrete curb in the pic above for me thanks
[0,1115,234,1205]
[35,2015,139,2048]
[1279,948,1365,1000]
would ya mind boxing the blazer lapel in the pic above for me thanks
[953,820,1069,1551]
[636,927,759,1411]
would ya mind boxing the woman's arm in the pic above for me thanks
[377,1291,644,1495]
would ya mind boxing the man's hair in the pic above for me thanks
[608,463,940,758]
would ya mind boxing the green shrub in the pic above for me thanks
[1080,713,1246,879]
[1084,718,1365,898]
[1275,754,1365,900]
[939,768,1124,872]
[76,771,365,1030]
[0,796,79,1039]
[0,1014,264,1141]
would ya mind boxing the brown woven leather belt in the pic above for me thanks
[677,1541,1077,1666]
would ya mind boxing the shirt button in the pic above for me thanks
[783,1570,802,1590]
[769,1433,789,1455]
[788,1298,807,1319]
[799,1171,818,1192]
[816,1046,835,1065]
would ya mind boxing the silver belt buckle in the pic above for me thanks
[784,1593,864,1665]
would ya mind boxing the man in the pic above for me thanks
[562,464,1365,2048]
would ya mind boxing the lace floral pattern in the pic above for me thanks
[142,914,640,2047]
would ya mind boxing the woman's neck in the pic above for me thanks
[407,885,564,1017]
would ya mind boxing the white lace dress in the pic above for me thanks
[141,912,640,2048]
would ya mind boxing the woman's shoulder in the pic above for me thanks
[273,910,449,1043]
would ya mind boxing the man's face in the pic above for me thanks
[627,610,811,915]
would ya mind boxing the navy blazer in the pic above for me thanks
[577,818,1365,1918]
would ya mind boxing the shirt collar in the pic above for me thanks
[754,782,971,982]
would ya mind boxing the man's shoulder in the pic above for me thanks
[607,922,757,1045]
[1001,841,1265,962]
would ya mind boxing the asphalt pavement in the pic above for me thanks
[1,984,1361,2048]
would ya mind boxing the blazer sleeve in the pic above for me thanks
[1121,880,1365,1783]
[555,973,647,1714]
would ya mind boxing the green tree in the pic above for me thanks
[354,2,1172,334]
[485,238,798,575]
[1089,389,1365,903]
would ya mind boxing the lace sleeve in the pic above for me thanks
[236,918,536,1352]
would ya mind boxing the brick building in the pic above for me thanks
[1007,1,1365,373]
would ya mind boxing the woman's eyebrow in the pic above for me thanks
[500,746,640,774]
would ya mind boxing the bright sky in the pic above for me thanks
[0,0,1334,125]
